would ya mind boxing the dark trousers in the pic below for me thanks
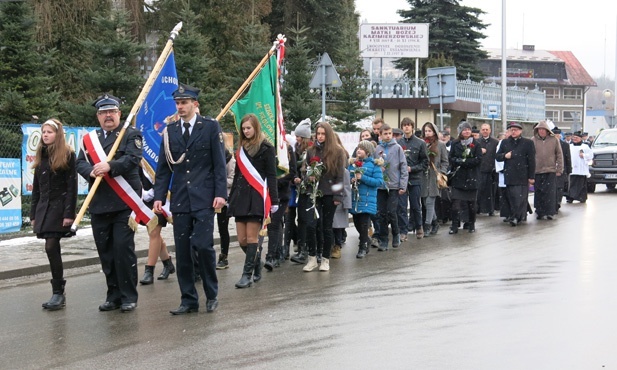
[173,208,218,307]
[397,190,409,234]
[284,206,298,247]
[216,205,230,255]
[353,213,371,247]
[534,172,557,217]
[300,194,336,258]
[267,199,288,258]
[405,184,423,231]
[378,189,400,244]
[91,209,138,304]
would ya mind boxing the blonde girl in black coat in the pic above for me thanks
[30,119,77,310]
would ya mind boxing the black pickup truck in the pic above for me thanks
[588,128,617,193]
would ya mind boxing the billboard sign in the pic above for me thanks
[360,23,429,58]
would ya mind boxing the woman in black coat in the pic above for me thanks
[30,119,77,310]
[228,114,278,288]
[448,121,482,234]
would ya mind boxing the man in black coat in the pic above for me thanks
[154,84,227,315]
[477,123,499,215]
[496,122,536,226]
[397,117,428,238]
[76,94,142,312]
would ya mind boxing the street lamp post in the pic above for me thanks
[602,89,616,128]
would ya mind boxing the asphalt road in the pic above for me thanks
[1,190,616,369]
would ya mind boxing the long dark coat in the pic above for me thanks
[30,148,77,235]
[449,139,482,191]
[496,136,536,185]
[228,141,279,218]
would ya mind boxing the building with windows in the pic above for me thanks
[479,46,596,132]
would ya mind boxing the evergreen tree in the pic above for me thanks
[66,8,146,126]
[395,0,488,80]
[0,1,60,125]
[281,27,321,129]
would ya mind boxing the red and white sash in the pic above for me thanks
[83,130,156,230]
[236,146,271,234]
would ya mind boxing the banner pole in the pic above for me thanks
[71,22,183,233]
[216,42,278,122]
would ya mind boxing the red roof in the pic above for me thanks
[548,51,597,87]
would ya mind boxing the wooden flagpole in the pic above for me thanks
[71,22,183,232]
[216,41,279,122]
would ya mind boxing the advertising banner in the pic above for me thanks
[360,23,429,58]
[0,158,21,233]
[22,124,96,195]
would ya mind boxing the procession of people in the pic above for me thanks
[31,83,595,314]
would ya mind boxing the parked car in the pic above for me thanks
[588,128,617,193]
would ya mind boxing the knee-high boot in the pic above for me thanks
[235,243,257,288]
[253,245,263,282]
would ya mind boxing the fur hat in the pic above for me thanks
[294,119,312,139]
[457,121,472,135]
[356,140,375,156]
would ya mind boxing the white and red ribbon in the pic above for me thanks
[83,131,156,229]
[236,146,271,233]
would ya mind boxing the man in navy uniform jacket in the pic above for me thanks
[154,84,227,315]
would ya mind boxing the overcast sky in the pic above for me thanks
[355,0,617,80]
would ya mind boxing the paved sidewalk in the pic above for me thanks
[0,219,240,280]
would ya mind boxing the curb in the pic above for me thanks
[0,235,238,281]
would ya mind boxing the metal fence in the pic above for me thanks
[364,77,546,122]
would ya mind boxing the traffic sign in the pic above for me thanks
[309,53,342,88]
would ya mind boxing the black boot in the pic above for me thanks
[468,223,476,233]
[356,243,368,259]
[290,243,307,264]
[43,279,66,311]
[423,223,432,237]
[235,243,257,288]
[430,219,440,235]
[139,265,155,285]
[158,257,176,279]
[264,254,275,271]
[253,246,263,283]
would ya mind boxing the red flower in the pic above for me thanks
[354,161,363,167]
[309,156,321,165]
[402,146,407,150]
[469,143,475,148]
[308,141,314,147]
[424,138,431,144]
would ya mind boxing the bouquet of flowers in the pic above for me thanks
[461,142,475,161]
[374,152,390,184]
[349,158,365,212]
[301,155,325,218]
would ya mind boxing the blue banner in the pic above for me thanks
[0,158,21,233]
[135,52,179,176]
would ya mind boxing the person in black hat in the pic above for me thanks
[495,122,536,226]
[153,83,227,315]
[76,94,143,312]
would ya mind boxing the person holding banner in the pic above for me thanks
[228,114,278,288]
[76,94,143,312]
[31,118,77,311]
[154,84,227,315]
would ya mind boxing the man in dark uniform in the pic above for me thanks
[552,128,572,211]
[76,94,142,312]
[153,84,227,315]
